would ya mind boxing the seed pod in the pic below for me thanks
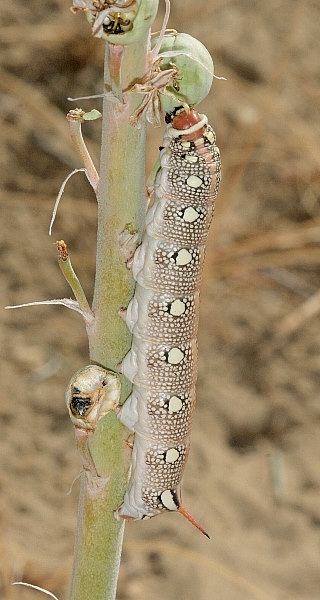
[152,33,214,112]
[66,365,121,431]
[82,0,159,43]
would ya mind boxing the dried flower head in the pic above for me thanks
[71,0,137,38]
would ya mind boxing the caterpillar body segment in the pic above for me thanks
[124,286,200,343]
[118,386,195,444]
[121,337,198,391]
[117,109,221,537]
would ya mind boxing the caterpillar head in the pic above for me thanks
[165,107,208,141]
[66,365,121,431]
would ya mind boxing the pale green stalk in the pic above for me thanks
[57,241,92,317]
[68,5,158,600]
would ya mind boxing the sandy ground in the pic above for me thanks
[1,1,320,599]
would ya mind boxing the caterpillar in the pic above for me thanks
[116,107,221,536]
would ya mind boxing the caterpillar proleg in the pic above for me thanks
[116,108,221,536]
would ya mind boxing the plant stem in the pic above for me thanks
[67,110,100,194]
[68,37,150,600]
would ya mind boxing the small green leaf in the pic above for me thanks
[83,109,102,121]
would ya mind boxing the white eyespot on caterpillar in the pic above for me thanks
[165,448,180,463]
[173,249,192,265]
[169,299,186,316]
[160,490,179,511]
[184,154,199,164]
[182,207,200,223]
[166,347,184,364]
[66,365,121,431]
[168,396,183,413]
[204,130,215,143]
[187,175,203,189]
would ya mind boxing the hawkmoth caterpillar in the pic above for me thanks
[116,107,221,536]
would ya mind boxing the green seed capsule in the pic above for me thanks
[153,32,214,112]
[86,0,159,44]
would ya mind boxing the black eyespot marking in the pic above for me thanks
[170,251,179,263]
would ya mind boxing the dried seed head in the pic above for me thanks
[66,365,121,430]
[56,240,68,261]
[71,0,158,44]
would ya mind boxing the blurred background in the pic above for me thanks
[1,1,320,599]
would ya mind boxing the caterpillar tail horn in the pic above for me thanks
[178,505,210,539]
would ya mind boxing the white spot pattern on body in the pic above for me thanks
[187,175,203,189]
[175,249,192,265]
[165,448,180,463]
[160,490,178,511]
[168,395,183,413]
[205,130,215,143]
[183,207,200,223]
[185,154,199,164]
[169,299,186,316]
[167,347,184,365]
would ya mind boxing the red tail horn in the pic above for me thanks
[178,505,210,539]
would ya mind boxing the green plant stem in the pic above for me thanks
[67,111,99,193]
[68,37,150,600]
